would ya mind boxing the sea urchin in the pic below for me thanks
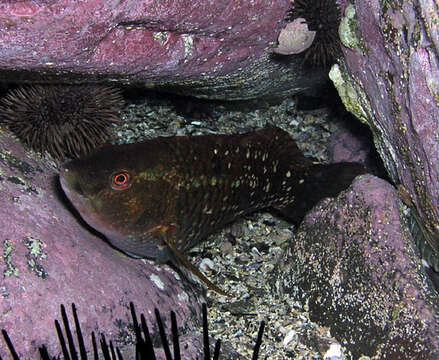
[286,0,341,67]
[0,85,124,161]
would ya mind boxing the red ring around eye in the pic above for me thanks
[111,171,132,190]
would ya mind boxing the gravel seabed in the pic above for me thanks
[109,90,352,359]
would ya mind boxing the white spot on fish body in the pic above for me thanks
[299,179,305,184]
[246,149,250,159]
[224,150,229,156]
[214,148,218,154]
[286,171,291,178]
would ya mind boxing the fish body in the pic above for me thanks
[60,127,364,263]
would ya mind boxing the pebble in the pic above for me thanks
[220,241,234,254]
[199,258,215,272]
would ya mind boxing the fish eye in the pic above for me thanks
[111,171,132,190]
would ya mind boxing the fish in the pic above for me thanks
[59,126,365,295]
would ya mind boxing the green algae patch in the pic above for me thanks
[24,236,47,258]
[329,64,370,125]
[25,236,48,279]
[339,4,365,54]
[2,239,18,277]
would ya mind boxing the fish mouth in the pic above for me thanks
[59,168,95,224]
[59,164,85,197]
[59,166,166,260]
[58,164,104,236]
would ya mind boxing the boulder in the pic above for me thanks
[274,175,439,359]
[0,0,327,100]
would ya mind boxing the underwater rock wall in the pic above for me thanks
[333,0,439,254]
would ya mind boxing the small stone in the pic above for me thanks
[220,241,234,254]
[324,343,345,360]
[199,258,215,272]
[283,329,297,346]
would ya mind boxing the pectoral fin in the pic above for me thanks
[157,225,234,297]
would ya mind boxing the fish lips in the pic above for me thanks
[59,165,105,233]
[59,166,167,260]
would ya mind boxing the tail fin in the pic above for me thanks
[276,162,366,224]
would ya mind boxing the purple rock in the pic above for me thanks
[333,0,439,251]
[328,126,370,165]
[0,131,203,359]
[328,121,386,177]
[274,175,439,358]
[0,0,327,99]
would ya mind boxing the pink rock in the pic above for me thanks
[274,175,439,358]
[0,0,328,99]
[335,0,439,250]
[328,126,370,164]
[328,121,386,177]
[0,130,203,359]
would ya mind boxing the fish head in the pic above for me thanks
[59,143,175,261]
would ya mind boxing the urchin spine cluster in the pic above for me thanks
[0,85,124,161]
[286,0,341,67]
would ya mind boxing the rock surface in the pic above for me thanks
[274,175,439,359]
[0,129,203,359]
[333,1,439,253]
[0,0,327,100]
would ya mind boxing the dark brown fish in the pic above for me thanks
[60,127,364,294]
